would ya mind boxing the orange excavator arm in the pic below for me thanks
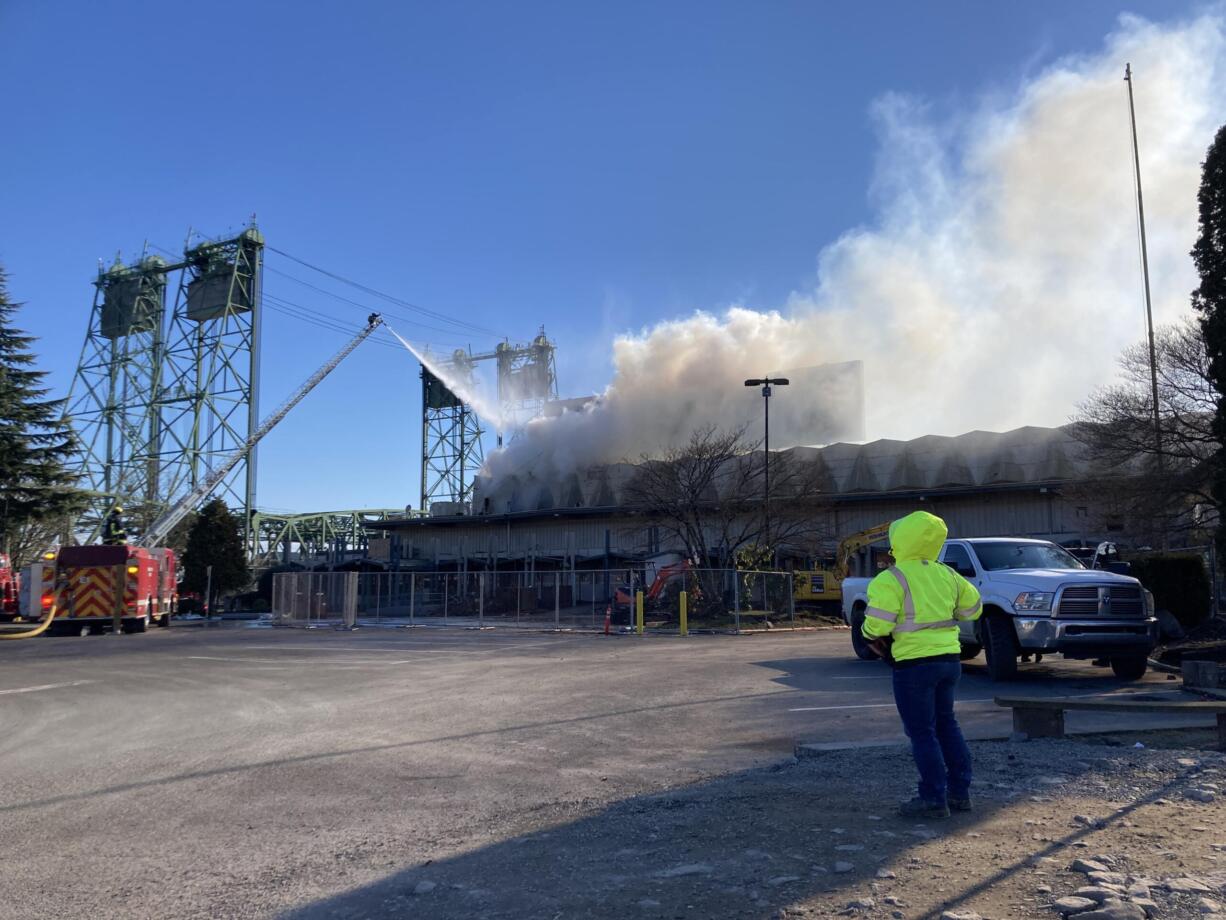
[646,561,691,601]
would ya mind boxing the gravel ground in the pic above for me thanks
[286,739,1226,920]
[4,628,1222,919]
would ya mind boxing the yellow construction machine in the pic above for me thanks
[793,521,892,612]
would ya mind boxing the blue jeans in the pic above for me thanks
[891,659,973,804]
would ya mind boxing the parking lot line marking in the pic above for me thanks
[239,641,574,654]
[241,645,438,653]
[789,698,995,712]
[831,676,891,680]
[0,680,95,696]
[186,655,418,665]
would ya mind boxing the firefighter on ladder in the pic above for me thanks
[102,506,127,546]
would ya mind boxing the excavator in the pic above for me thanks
[793,521,892,613]
[614,560,697,612]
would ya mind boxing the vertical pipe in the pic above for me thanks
[244,238,263,557]
[788,572,795,628]
[603,529,610,602]
[148,269,166,528]
[104,332,117,506]
[636,589,644,636]
[679,590,688,637]
[1210,543,1220,620]
[420,367,429,511]
[763,384,770,548]
[733,567,740,634]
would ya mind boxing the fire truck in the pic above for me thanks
[35,545,177,635]
[1,553,18,621]
[2,315,385,641]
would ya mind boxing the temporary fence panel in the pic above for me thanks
[271,568,801,632]
[272,571,358,627]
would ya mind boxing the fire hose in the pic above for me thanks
[0,605,58,640]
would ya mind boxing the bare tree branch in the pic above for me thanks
[1071,318,1219,543]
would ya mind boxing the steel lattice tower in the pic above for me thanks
[418,329,558,511]
[63,225,263,545]
[494,330,558,436]
[420,356,485,510]
[63,254,169,539]
[158,227,263,547]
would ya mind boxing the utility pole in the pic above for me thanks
[744,377,789,551]
[1125,63,1163,466]
[1126,63,1167,548]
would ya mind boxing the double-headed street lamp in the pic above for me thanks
[744,376,789,548]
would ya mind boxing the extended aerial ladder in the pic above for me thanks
[138,314,384,549]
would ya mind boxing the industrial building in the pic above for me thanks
[367,424,1131,571]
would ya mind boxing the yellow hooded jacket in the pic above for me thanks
[860,511,982,663]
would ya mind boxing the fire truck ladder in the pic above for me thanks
[138,314,385,549]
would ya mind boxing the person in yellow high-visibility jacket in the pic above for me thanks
[861,510,982,818]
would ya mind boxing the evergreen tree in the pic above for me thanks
[1192,124,1226,550]
[0,265,83,565]
[181,499,250,609]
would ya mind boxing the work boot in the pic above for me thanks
[898,797,950,819]
[948,796,972,812]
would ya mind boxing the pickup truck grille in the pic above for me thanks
[1056,585,1144,618]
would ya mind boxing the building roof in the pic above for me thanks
[458,424,1095,518]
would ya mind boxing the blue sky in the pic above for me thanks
[0,0,1204,512]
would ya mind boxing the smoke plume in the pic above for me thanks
[482,13,1226,481]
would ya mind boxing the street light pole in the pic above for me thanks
[744,377,789,552]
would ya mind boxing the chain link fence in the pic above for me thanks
[271,568,803,633]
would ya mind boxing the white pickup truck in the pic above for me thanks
[841,537,1158,681]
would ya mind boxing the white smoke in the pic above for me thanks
[484,12,1226,482]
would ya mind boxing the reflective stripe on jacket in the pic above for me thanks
[860,511,982,663]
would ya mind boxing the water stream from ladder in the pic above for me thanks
[383,323,504,426]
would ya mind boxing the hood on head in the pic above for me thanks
[889,511,948,562]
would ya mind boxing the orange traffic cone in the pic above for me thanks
[603,604,612,635]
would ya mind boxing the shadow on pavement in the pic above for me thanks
[276,743,1199,920]
[277,755,1006,920]
[754,654,1174,695]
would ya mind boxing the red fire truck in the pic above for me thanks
[39,545,177,635]
[0,553,18,621]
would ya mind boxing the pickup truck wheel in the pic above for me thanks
[1110,655,1148,680]
[958,642,982,661]
[849,607,880,661]
[982,614,1018,680]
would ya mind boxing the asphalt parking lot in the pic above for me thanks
[0,624,1205,918]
